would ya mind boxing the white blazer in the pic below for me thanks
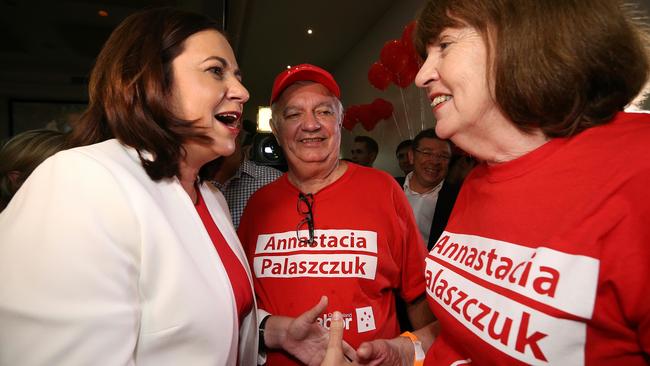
[0,139,258,365]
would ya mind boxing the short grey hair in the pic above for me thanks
[270,81,343,131]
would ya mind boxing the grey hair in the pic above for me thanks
[270,80,343,132]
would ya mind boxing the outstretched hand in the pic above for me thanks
[277,296,356,366]
[354,338,412,366]
[321,311,350,365]
[322,312,413,366]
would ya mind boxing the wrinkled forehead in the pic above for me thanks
[418,137,451,152]
[277,81,338,109]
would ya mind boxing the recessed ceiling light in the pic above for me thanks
[98,9,108,17]
[307,29,313,35]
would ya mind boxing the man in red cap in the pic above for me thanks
[238,64,433,366]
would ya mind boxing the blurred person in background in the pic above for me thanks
[0,129,67,212]
[211,119,282,228]
[403,129,453,245]
[394,139,413,186]
[350,135,378,167]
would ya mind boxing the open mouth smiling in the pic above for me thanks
[215,112,241,128]
[431,95,452,108]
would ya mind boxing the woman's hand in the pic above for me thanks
[322,311,413,366]
[322,311,352,365]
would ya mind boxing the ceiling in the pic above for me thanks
[2,0,650,123]
[232,0,394,117]
[0,0,395,120]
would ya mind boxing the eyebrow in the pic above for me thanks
[202,55,243,78]
[285,101,334,110]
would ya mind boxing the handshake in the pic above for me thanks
[270,296,424,366]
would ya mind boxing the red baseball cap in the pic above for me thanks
[270,64,341,105]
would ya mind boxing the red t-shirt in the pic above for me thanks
[195,189,253,326]
[239,163,428,366]
[424,112,650,365]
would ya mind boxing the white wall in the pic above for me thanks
[333,0,432,177]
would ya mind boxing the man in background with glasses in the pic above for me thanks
[404,129,459,247]
[238,64,433,366]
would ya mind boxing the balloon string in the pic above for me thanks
[419,87,427,132]
[399,87,413,139]
[392,113,403,140]
[378,118,387,143]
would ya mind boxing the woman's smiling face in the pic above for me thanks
[168,29,249,166]
[415,26,509,148]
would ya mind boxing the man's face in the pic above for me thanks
[410,137,450,189]
[351,142,376,167]
[271,82,341,171]
[396,146,413,175]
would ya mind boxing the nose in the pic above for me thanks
[301,111,321,131]
[228,77,250,104]
[415,51,439,88]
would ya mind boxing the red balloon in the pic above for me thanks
[380,40,410,75]
[401,21,417,56]
[347,105,362,120]
[401,20,423,73]
[371,98,394,120]
[343,105,361,130]
[392,55,419,88]
[342,113,357,131]
[367,62,392,91]
[358,104,380,131]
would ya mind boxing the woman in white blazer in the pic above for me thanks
[0,8,341,366]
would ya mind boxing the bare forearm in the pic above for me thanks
[413,320,440,352]
[406,295,436,329]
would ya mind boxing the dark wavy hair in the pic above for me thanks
[68,7,225,181]
[415,0,650,138]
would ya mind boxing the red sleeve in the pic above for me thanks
[392,181,428,303]
[604,170,650,356]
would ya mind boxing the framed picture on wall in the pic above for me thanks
[9,99,87,136]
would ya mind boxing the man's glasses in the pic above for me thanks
[413,148,451,162]
[296,192,315,246]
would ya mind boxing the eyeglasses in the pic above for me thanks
[296,192,315,246]
[413,148,451,162]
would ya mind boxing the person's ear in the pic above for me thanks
[270,118,281,146]
[408,149,414,165]
[242,144,253,160]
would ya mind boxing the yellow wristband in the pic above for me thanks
[400,331,425,366]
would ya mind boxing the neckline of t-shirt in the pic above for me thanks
[480,111,643,182]
[281,160,358,198]
[479,136,569,183]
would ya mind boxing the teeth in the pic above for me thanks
[215,113,239,125]
[431,95,452,108]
